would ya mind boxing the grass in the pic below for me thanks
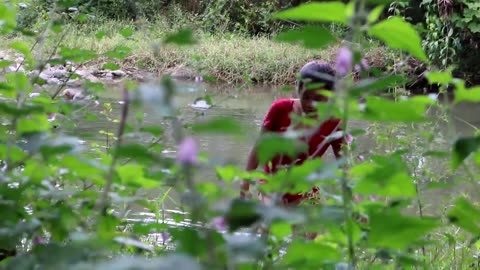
[2,18,392,85]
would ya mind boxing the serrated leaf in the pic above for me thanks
[273,2,348,24]
[447,198,480,234]
[368,16,428,62]
[451,136,480,170]
[352,154,416,198]
[275,26,336,49]
[368,209,440,250]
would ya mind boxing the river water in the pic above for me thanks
[59,79,480,219]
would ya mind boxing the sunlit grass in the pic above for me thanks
[2,18,390,85]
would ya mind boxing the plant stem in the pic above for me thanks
[96,86,129,216]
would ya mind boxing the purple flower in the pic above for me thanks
[176,136,199,165]
[161,230,171,244]
[335,47,353,77]
[212,216,227,231]
[358,155,365,161]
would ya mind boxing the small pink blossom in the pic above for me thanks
[212,216,227,231]
[176,136,199,165]
[335,47,353,76]
[346,134,353,145]
[358,155,365,161]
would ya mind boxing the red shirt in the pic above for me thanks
[260,98,343,204]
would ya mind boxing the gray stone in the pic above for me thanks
[39,72,51,81]
[63,88,84,100]
[52,70,67,79]
[67,79,83,87]
[112,70,126,77]
[47,78,61,85]
[85,75,100,83]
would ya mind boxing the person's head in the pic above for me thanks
[296,61,335,115]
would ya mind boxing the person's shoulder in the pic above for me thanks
[270,98,294,110]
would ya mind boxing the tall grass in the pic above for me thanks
[3,18,390,85]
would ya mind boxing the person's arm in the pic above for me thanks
[240,132,262,198]
[240,100,283,198]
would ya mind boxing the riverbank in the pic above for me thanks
[2,19,393,86]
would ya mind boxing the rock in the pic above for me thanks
[67,79,83,87]
[112,70,126,78]
[91,69,107,77]
[28,70,40,79]
[74,70,90,78]
[52,70,67,79]
[85,75,100,83]
[63,88,84,101]
[39,72,51,81]
[47,78,61,85]
[168,65,196,79]
[105,72,113,78]
[15,57,24,64]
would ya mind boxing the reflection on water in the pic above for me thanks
[60,79,480,216]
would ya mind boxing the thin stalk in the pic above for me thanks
[96,86,129,216]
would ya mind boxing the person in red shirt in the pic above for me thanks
[240,61,346,206]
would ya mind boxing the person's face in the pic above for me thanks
[300,88,329,116]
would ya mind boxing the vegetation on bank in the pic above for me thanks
[4,19,389,85]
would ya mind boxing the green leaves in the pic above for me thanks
[275,26,336,49]
[163,28,196,46]
[451,136,480,170]
[120,27,134,38]
[368,16,428,62]
[224,199,261,232]
[281,241,342,268]
[273,2,349,24]
[447,198,480,234]
[454,87,480,104]
[10,41,34,68]
[0,3,17,34]
[102,62,121,71]
[17,114,50,134]
[59,47,97,63]
[255,133,307,165]
[104,46,132,60]
[359,96,429,122]
[368,208,440,250]
[348,75,409,97]
[116,164,160,188]
[352,154,416,198]
[191,116,243,135]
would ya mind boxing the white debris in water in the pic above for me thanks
[190,99,211,110]
[428,93,439,101]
